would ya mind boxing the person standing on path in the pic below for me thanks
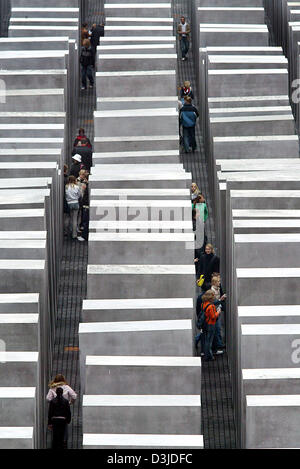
[178,16,191,61]
[80,39,94,90]
[179,96,199,153]
[48,387,71,449]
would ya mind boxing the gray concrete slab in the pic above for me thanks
[97,96,178,111]
[93,150,180,165]
[104,3,172,18]
[0,352,38,386]
[94,135,179,152]
[83,433,204,449]
[213,135,299,158]
[0,427,34,449]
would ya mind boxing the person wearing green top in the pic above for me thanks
[192,193,208,222]
[192,193,208,262]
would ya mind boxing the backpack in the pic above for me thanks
[196,303,210,330]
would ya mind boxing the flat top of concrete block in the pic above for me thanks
[238,305,300,317]
[89,232,194,242]
[94,150,179,158]
[209,95,288,102]
[0,231,46,239]
[233,210,300,218]
[86,356,200,367]
[0,149,60,155]
[94,164,181,172]
[0,179,51,189]
[0,352,38,362]
[211,106,291,114]
[0,124,64,130]
[10,18,78,23]
[9,26,78,31]
[199,6,263,10]
[214,135,298,142]
[2,89,64,97]
[83,433,203,447]
[0,293,39,303]
[90,173,191,181]
[99,44,174,50]
[101,36,176,42]
[97,97,177,103]
[0,138,63,143]
[83,395,201,407]
[0,50,68,58]
[0,162,57,168]
[211,114,293,123]
[104,26,173,30]
[0,260,45,270]
[0,314,38,323]
[94,108,177,117]
[0,428,33,439]
[208,55,287,64]
[90,199,191,207]
[0,388,35,398]
[83,298,193,310]
[0,112,65,118]
[0,188,49,197]
[224,171,300,182]
[105,3,171,7]
[242,324,300,335]
[200,23,267,28]
[0,37,70,42]
[96,70,176,77]
[233,219,300,228]
[208,69,286,75]
[95,135,178,142]
[237,268,300,278]
[11,7,79,11]
[79,319,192,333]
[88,264,194,275]
[106,17,173,22]
[246,395,300,406]
[217,159,299,169]
[89,220,192,230]
[99,54,176,59]
[243,369,300,380]
[0,239,46,249]
[235,233,300,243]
[205,47,282,52]
[0,209,45,218]
[231,190,300,198]
[201,26,268,32]
[91,188,188,196]
[0,70,67,76]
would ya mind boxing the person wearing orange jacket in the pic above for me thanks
[201,290,220,361]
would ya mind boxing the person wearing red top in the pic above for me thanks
[73,128,92,148]
[202,290,220,361]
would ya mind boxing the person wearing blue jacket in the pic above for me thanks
[179,96,199,153]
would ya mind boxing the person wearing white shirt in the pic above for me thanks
[177,16,191,61]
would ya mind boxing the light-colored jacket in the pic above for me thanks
[177,22,191,40]
[46,383,77,404]
[65,184,81,205]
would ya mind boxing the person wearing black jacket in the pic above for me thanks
[196,243,220,290]
[48,387,71,449]
[80,39,94,90]
[90,23,104,58]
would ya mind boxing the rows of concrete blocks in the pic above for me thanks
[191,0,300,449]
[0,1,81,449]
[77,0,203,450]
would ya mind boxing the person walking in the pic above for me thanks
[48,387,71,449]
[201,290,220,362]
[180,80,194,103]
[80,39,94,90]
[65,176,82,240]
[179,96,199,153]
[196,243,220,290]
[70,154,84,179]
[177,16,191,61]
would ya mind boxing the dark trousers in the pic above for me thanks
[81,207,89,240]
[204,323,216,360]
[81,65,94,88]
[180,37,189,58]
[52,419,67,449]
[183,126,196,152]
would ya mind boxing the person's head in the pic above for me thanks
[72,154,82,165]
[181,16,186,24]
[56,387,63,399]
[49,374,68,387]
[83,38,90,48]
[191,183,199,193]
[211,275,220,287]
[68,175,77,186]
[92,23,96,29]
[205,243,214,255]
[79,128,85,136]
[202,289,215,303]
[184,96,192,105]
[79,169,86,179]
[82,23,88,29]
[195,193,205,204]
[184,80,191,88]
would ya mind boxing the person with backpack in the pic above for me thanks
[80,38,94,90]
[179,96,199,153]
[180,80,194,104]
[65,176,82,240]
[199,290,220,361]
[48,387,71,449]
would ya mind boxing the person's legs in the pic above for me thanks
[70,208,79,239]
[81,66,87,89]
[204,324,215,360]
[189,126,196,151]
[183,127,190,153]
[81,207,90,240]
[52,420,66,449]
[86,65,94,86]
[181,37,188,59]
[63,423,68,448]
[212,316,224,351]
